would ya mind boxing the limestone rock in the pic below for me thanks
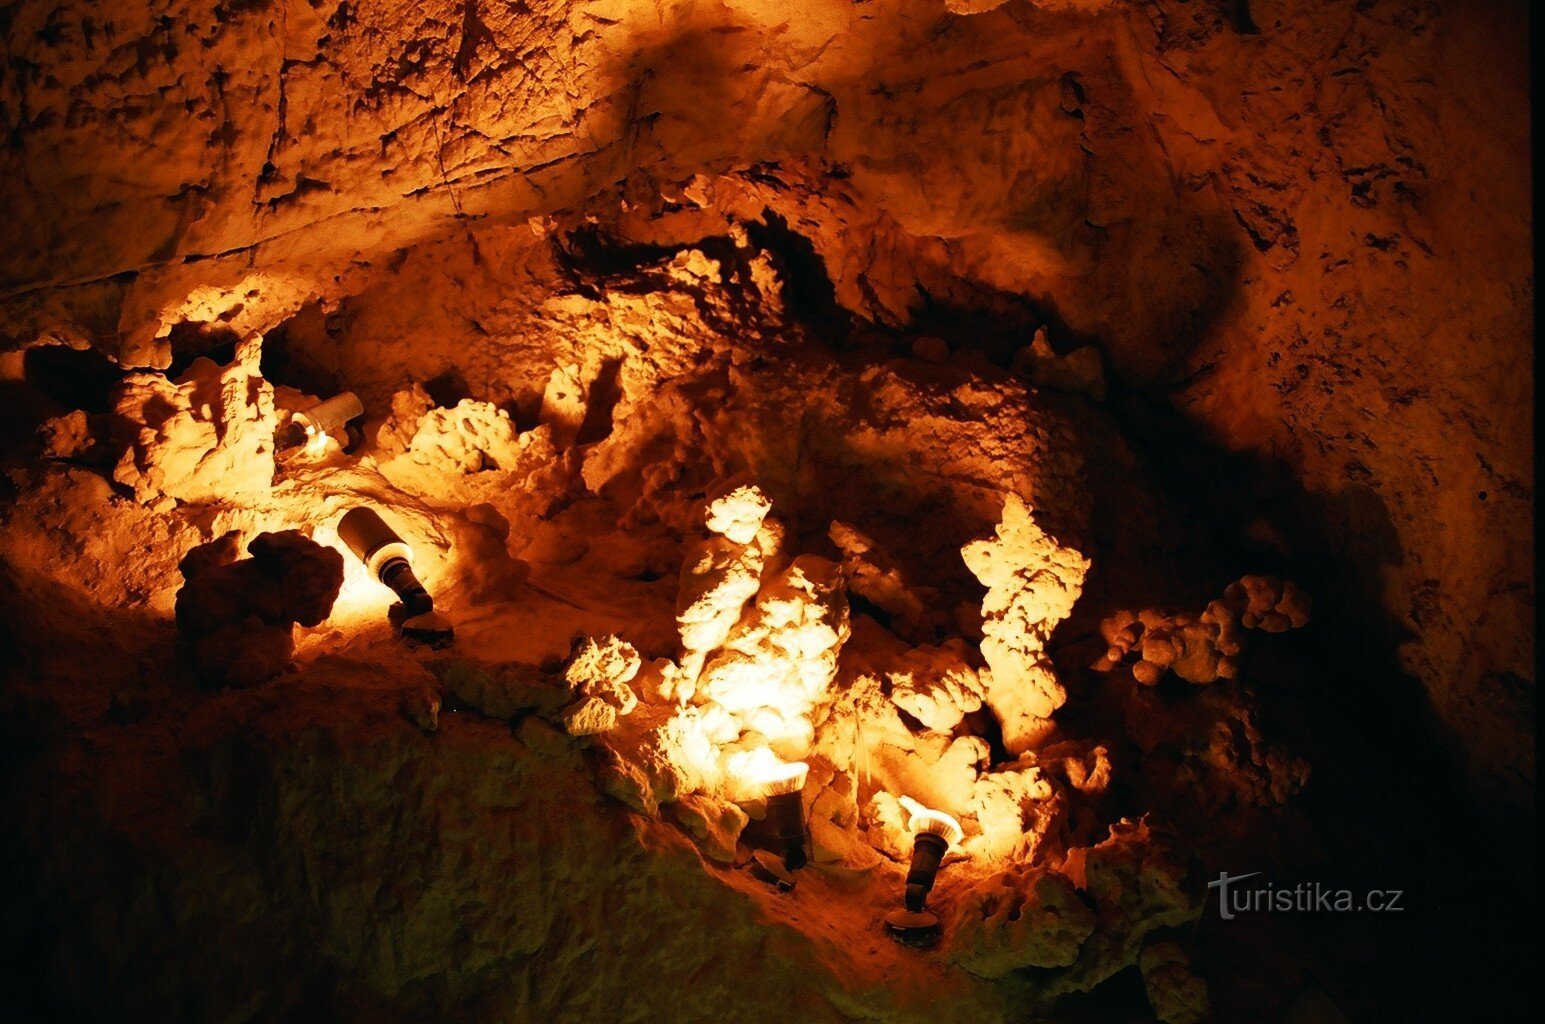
[174,530,343,687]
[962,495,1089,753]
[670,794,750,862]
[440,661,561,721]
[1225,575,1311,633]
[885,639,987,733]
[828,520,942,640]
[374,383,436,456]
[540,363,589,447]
[406,399,524,473]
[1094,583,1298,686]
[1011,327,1107,401]
[190,618,296,690]
[400,683,442,734]
[38,410,96,460]
[703,484,773,545]
[912,336,950,362]
[110,337,276,505]
[561,696,619,737]
[675,515,775,684]
[562,635,641,719]
[244,531,348,629]
[950,869,1097,978]
[1140,942,1212,1024]
[697,555,850,745]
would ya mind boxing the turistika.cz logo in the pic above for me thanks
[1207,871,1406,920]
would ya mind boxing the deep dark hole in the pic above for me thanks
[905,289,1043,369]
[22,344,120,415]
[422,370,471,409]
[574,358,624,446]
[744,209,849,333]
[163,322,242,373]
[552,224,685,296]
[163,339,238,382]
[260,316,343,398]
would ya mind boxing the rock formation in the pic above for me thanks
[174,529,343,686]
[0,0,1530,1020]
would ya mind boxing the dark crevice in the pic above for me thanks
[743,209,849,335]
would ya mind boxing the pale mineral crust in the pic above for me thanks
[110,336,277,507]
[961,494,1090,754]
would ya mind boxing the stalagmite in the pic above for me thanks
[961,494,1089,754]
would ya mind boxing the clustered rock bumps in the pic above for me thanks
[1225,574,1311,633]
[559,635,642,736]
[1092,576,1311,685]
[4,211,1320,1019]
[529,482,1310,1014]
[174,530,343,687]
[405,399,525,474]
[674,485,785,687]
[961,493,1090,753]
[568,487,853,822]
[110,335,277,509]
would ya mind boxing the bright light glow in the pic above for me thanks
[308,521,396,627]
[726,747,809,799]
[302,422,330,453]
[899,795,964,847]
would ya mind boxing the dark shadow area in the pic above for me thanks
[1100,381,1537,1022]
[743,208,850,335]
[421,369,472,409]
[260,301,346,398]
[574,357,624,446]
[0,344,120,459]
[20,344,120,415]
[163,321,243,370]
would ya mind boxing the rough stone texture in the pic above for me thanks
[1140,941,1212,1024]
[962,494,1089,753]
[174,528,344,686]
[0,0,1533,1019]
[6,0,1523,814]
[110,335,277,507]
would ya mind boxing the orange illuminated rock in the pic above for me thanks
[404,399,524,474]
[560,634,641,736]
[109,336,276,507]
[1095,576,1308,686]
[961,494,1089,753]
[174,529,343,688]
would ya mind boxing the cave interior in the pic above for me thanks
[0,1,1535,1022]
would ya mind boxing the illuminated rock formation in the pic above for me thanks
[110,335,276,507]
[0,0,1530,1020]
[961,495,1089,753]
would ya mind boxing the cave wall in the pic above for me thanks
[1,0,1532,817]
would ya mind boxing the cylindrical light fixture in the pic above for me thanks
[280,391,365,451]
[760,760,810,872]
[902,806,963,912]
[337,506,433,618]
[883,802,964,947]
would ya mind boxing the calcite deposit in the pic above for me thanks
[110,335,277,507]
[0,0,1531,1021]
[962,494,1090,753]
